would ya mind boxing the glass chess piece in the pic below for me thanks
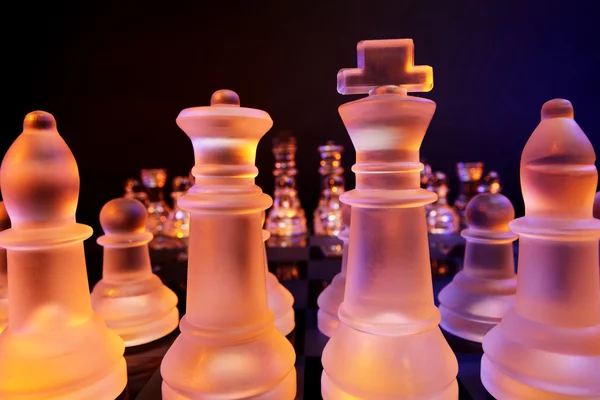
[454,161,484,229]
[124,177,149,206]
[313,141,345,257]
[317,203,351,337]
[477,170,501,194]
[0,111,127,400]
[321,39,458,399]
[261,212,295,336]
[421,159,434,187]
[425,171,460,235]
[265,131,307,247]
[163,175,192,250]
[0,202,9,334]
[437,193,517,343]
[141,168,172,250]
[91,198,179,347]
[481,99,600,399]
[160,90,296,399]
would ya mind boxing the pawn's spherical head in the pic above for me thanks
[210,89,240,107]
[466,193,514,231]
[23,111,56,130]
[541,98,574,120]
[341,203,351,227]
[100,198,148,235]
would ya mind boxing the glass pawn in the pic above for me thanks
[454,161,484,229]
[426,171,460,234]
[313,141,345,257]
[265,131,307,247]
[164,175,192,250]
[141,168,171,250]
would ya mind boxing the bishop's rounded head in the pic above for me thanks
[521,98,596,219]
[541,98,574,120]
[466,193,514,231]
[0,111,80,228]
[100,198,147,235]
[23,110,56,130]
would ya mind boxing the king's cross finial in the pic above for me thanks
[337,39,433,95]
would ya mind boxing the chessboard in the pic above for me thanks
[85,233,504,400]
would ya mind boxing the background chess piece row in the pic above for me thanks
[124,169,192,251]
[423,162,501,234]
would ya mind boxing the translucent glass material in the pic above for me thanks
[263,229,295,336]
[323,40,457,399]
[0,111,126,400]
[0,203,9,334]
[265,131,307,244]
[313,141,345,257]
[425,171,460,234]
[164,176,192,249]
[160,90,296,399]
[91,198,179,347]
[454,162,484,229]
[317,204,351,337]
[141,168,172,250]
[481,99,600,399]
[438,193,517,343]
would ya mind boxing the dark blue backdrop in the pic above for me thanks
[3,0,599,234]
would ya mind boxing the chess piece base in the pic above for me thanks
[266,272,295,336]
[439,305,498,344]
[162,369,296,400]
[438,273,516,343]
[317,275,346,338]
[321,323,458,399]
[481,355,599,400]
[481,310,600,399]
[0,315,127,400]
[91,275,179,347]
[161,318,296,399]
[321,372,458,400]
[274,307,295,337]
